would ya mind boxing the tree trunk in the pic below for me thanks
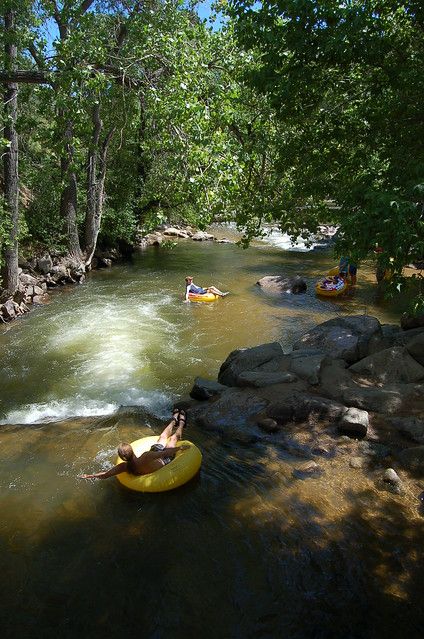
[2,7,19,294]
[84,103,115,266]
[60,119,82,262]
[134,94,148,223]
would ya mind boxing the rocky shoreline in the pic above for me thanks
[0,249,120,323]
[179,315,424,493]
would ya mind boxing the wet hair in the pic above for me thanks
[118,443,134,461]
[185,275,193,282]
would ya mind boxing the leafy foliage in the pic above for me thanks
[1,0,423,311]
[227,0,424,309]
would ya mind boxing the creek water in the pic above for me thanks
[0,229,423,639]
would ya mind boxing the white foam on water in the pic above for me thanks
[0,294,178,424]
[261,229,314,252]
[0,398,119,425]
[0,384,172,426]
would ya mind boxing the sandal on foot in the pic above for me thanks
[170,408,179,427]
[177,409,187,428]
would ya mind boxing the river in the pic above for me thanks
[0,230,422,638]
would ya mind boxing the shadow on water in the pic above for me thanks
[1,418,423,639]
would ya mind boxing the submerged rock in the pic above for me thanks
[256,275,307,294]
[292,461,323,479]
[257,417,280,433]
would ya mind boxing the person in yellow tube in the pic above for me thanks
[184,275,229,301]
[80,409,188,479]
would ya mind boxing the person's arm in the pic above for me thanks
[79,461,128,480]
[185,284,191,301]
[148,445,190,460]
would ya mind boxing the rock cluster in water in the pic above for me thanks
[0,249,120,323]
[135,224,234,247]
[181,315,424,483]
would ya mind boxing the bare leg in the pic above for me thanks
[156,409,179,446]
[166,410,186,448]
[207,286,229,297]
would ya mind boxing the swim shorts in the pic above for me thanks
[150,443,174,466]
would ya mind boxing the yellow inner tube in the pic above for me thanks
[315,280,348,297]
[188,292,219,302]
[115,436,202,493]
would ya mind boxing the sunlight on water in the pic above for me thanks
[0,233,405,426]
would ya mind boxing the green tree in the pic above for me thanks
[227,0,424,307]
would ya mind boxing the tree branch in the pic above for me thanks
[78,0,95,14]
[0,70,51,84]
[27,43,47,70]
[0,65,141,88]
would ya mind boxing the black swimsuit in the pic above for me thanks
[150,443,174,466]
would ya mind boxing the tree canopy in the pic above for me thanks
[1,0,423,310]
[227,0,424,308]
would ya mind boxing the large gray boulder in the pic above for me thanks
[405,332,424,367]
[400,312,424,330]
[237,371,297,387]
[190,377,227,401]
[190,388,269,442]
[218,342,284,386]
[1,299,17,320]
[37,254,53,275]
[318,358,353,399]
[256,275,307,294]
[384,325,424,348]
[349,347,424,384]
[342,383,423,414]
[293,315,385,364]
[398,446,424,474]
[266,392,346,425]
[388,417,424,444]
[19,272,38,286]
[288,349,328,385]
[163,227,191,238]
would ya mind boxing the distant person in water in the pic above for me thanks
[79,409,188,479]
[184,276,229,301]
